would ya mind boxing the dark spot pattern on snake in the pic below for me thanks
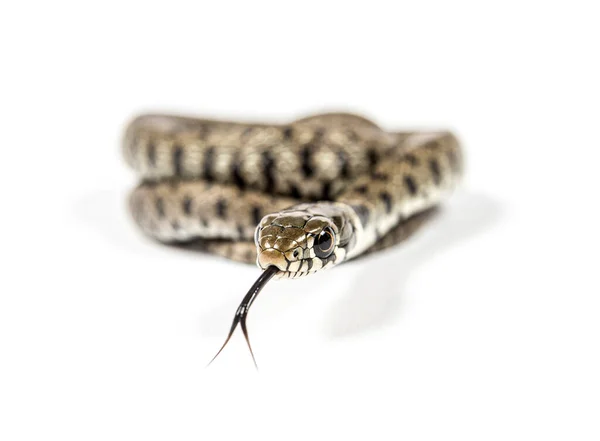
[404,175,418,195]
[313,127,325,142]
[173,145,183,176]
[301,146,314,178]
[338,150,350,179]
[203,147,215,182]
[216,199,228,219]
[322,181,333,200]
[367,147,379,172]
[289,184,302,199]
[379,191,393,214]
[429,158,441,185]
[232,155,245,189]
[354,185,368,195]
[252,206,262,225]
[371,171,388,181]
[404,153,419,166]
[262,151,275,193]
[306,258,313,272]
[351,204,370,227]
[283,126,294,140]
[182,196,192,215]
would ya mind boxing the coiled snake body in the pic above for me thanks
[123,112,463,364]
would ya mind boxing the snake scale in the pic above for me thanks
[123,112,463,365]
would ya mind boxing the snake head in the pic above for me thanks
[255,204,355,278]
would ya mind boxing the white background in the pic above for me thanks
[1,1,599,440]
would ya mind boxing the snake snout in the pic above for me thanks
[257,249,288,272]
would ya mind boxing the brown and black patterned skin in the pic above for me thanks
[124,112,462,278]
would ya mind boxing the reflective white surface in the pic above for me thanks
[1,1,599,439]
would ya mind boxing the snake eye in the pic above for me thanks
[314,227,335,259]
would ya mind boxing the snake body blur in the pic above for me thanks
[124,113,462,278]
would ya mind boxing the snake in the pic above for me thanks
[123,112,463,366]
